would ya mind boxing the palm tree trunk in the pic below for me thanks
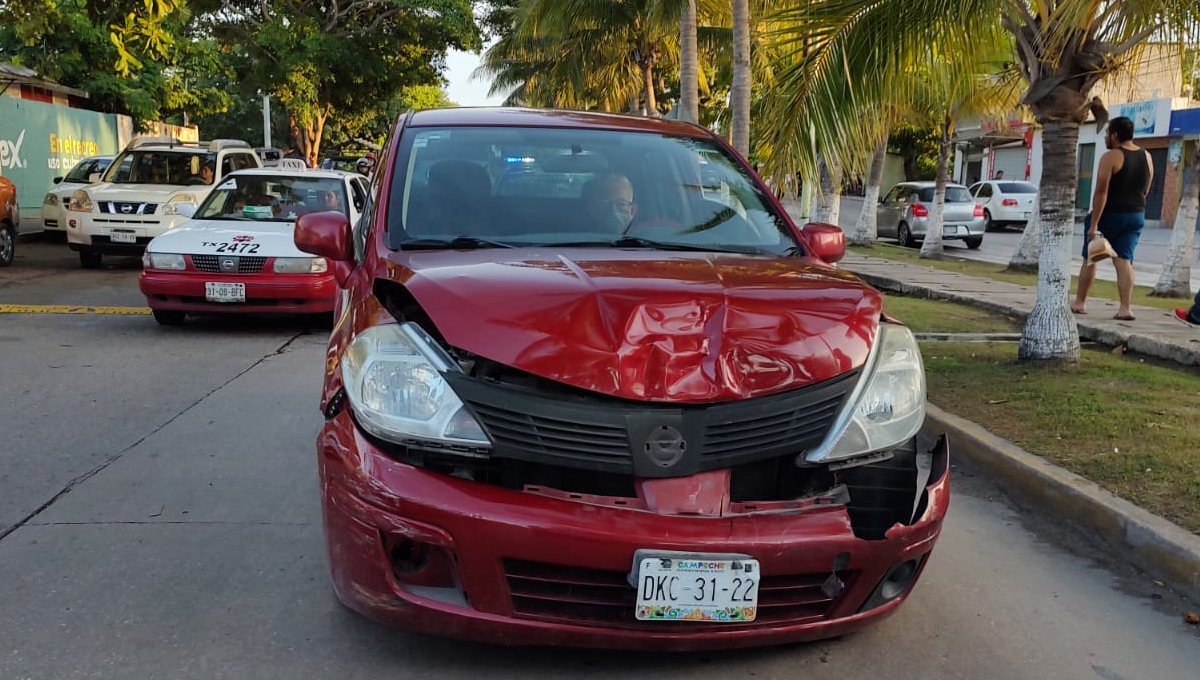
[1018,119,1081,362]
[731,0,750,155]
[850,134,888,246]
[1151,146,1198,297]
[679,0,699,123]
[1006,200,1041,271]
[919,125,952,259]
[810,154,841,225]
[641,63,657,115]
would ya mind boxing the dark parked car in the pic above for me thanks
[294,107,949,649]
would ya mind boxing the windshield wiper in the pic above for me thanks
[400,236,514,250]
[557,236,732,253]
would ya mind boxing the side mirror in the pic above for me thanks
[296,211,354,284]
[175,203,197,218]
[88,172,101,183]
[800,222,845,263]
[53,176,64,184]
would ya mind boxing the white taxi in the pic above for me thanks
[138,168,369,325]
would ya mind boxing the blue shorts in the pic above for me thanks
[1082,211,1144,262]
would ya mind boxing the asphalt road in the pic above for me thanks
[2,239,1198,679]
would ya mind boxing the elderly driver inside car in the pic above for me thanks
[582,173,638,233]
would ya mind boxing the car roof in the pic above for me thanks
[408,106,711,138]
[222,168,349,180]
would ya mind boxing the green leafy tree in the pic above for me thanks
[761,0,1200,362]
[0,0,229,124]
[197,0,479,165]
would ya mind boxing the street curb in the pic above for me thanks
[848,268,1200,366]
[923,403,1200,601]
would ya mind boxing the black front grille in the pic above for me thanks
[190,255,267,274]
[504,558,852,629]
[444,369,859,478]
[100,201,157,215]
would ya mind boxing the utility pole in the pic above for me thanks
[262,95,271,148]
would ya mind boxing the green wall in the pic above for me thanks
[0,97,122,214]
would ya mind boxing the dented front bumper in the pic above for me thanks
[318,411,950,650]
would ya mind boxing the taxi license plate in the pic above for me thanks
[110,230,137,243]
[205,282,245,303]
[633,552,759,622]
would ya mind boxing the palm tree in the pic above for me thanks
[679,0,700,122]
[849,132,888,246]
[494,0,684,114]
[730,0,750,153]
[1152,148,1199,297]
[760,0,1200,362]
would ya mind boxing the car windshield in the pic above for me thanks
[104,150,213,185]
[387,126,796,255]
[917,186,972,202]
[998,182,1037,193]
[195,174,349,221]
[64,158,111,183]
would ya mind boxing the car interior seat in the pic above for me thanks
[414,160,495,237]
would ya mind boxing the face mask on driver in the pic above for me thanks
[589,203,634,232]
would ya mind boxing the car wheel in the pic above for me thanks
[152,309,186,326]
[983,210,996,232]
[897,222,914,248]
[79,249,102,269]
[0,224,14,267]
[964,236,983,249]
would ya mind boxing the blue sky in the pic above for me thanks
[444,47,507,106]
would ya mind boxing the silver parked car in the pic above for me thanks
[969,180,1037,231]
[876,181,985,249]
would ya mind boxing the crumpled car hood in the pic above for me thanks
[388,249,881,403]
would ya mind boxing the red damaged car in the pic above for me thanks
[295,108,949,650]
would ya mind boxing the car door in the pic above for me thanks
[876,185,901,237]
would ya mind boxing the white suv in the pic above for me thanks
[65,137,261,268]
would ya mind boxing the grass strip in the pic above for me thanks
[877,294,1200,534]
[923,342,1200,534]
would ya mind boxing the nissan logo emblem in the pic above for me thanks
[645,425,687,468]
[120,203,134,214]
[219,257,238,273]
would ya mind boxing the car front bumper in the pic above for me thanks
[66,212,187,252]
[139,270,336,314]
[319,411,951,650]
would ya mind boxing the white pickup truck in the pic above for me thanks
[65,137,261,268]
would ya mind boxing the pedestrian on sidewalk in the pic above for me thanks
[1070,116,1153,321]
[1174,293,1200,326]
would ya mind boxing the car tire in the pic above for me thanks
[983,210,996,232]
[964,236,983,249]
[897,222,914,248]
[0,224,14,267]
[79,249,102,269]
[152,309,186,326]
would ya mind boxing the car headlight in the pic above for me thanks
[143,252,187,270]
[67,190,93,212]
[272,257,328,274]
[168,193,198,204]
[805,324,926,463]
[342,323,489,447]
[44,192,58,206]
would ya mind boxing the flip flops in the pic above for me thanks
[1113,314,1136,321]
